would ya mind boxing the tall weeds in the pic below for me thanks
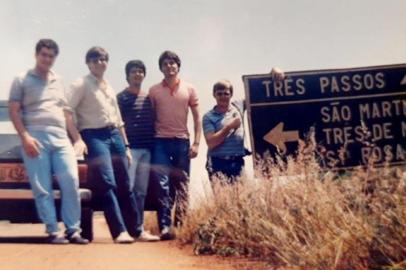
[177,141,406,269]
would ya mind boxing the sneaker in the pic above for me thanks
[160,227,175,241]
[67,231,89,245]
[114,231,134,244]
[136,231,160,242]
[47,233,69,244]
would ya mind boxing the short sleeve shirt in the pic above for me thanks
[203,99,246,157]
[8,70,68,131]
[149,80,198,139]
[117,89,155,149]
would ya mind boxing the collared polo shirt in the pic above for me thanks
[203,99,245,157]
[8,69,68,131]
[149,79,198,139]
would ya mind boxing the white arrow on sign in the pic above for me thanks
[263,122,299,153]
[401,75,406,86]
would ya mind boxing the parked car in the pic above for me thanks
[0,100,164,241]
[0,100,94,240]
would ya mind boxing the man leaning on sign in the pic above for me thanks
[203,68,285,185]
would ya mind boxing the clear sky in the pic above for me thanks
[1,0,405,202]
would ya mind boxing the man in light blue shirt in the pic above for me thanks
[203,80,246,184]
[203,69,285,184]
[8,39,88,244]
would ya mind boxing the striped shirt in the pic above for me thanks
[117,89,155,149]
[203,99,246,157]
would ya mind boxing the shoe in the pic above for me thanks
[47,233,69,244]
[136,231,160,242]
[114,231,134,244]
[67,231,89,245]
[175,220,183,229]
[160,227,175,241]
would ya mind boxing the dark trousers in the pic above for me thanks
[152,138,190,230]
[81,127,139,239]
[206,156,245,184]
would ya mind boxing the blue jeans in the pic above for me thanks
[128,148,151,234]
[152,138,190,229]
[206,156,245,184]
[81,127,138,239]
[21,128,81,235]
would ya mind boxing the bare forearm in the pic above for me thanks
[64,111,81,142]
[9,103,29,139]
[206,126,231,150]
[119,126,130,146]
[191,106,202,146]
[193,118,202,146]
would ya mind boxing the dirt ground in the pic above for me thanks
[0,214,235,270]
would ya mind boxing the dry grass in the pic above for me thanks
[176,141,406,270]
[143,211,160,235]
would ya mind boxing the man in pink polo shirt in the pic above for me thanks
[149,51,201,240]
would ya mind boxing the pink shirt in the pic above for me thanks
[149,79,199,139]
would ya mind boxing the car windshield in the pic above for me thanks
[0,101,21,159]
